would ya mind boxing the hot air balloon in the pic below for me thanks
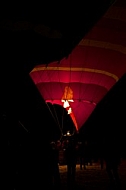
[30,0,126,138]
[29,50,117,136]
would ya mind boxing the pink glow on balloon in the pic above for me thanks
[30,3,126,131]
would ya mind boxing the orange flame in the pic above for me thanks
[61,86,78,131]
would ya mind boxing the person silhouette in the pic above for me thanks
[103,140,122,189]
[48,141,61,189]
[77,141,84,170]
[64,138,78,188]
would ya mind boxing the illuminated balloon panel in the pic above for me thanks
[30,61,115,131]
[30,1,126,132]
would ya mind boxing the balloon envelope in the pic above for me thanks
[30,56,116,131]
[30,0,126,131]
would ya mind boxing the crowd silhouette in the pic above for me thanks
[2,113,122,190]
[47,132,122,190]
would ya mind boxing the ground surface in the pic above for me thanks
[59,159,126,190]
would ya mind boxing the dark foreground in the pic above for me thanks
[59,160,126,190]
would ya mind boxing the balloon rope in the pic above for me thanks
[18,120,29,132]
[52,104,63,135]
[45,102,63,135]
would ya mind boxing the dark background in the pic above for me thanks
[2,1,126,189]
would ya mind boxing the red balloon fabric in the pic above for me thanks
[30,0,126,131]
